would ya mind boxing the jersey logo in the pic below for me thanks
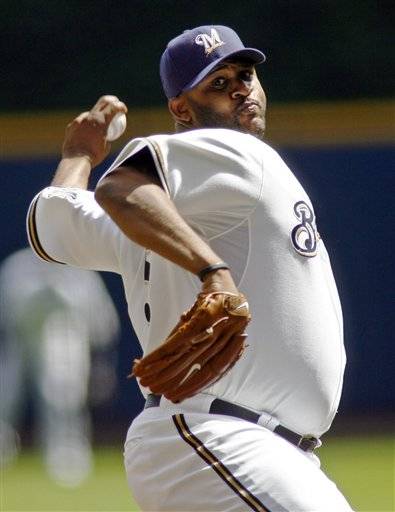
[291,201,319,257]
[195,28,225,56]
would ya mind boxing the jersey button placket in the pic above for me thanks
[144,251,151,323]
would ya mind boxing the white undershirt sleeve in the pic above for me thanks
[27,187,121,273]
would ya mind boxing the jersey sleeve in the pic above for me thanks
[26,187,122,273]
[100,129,264,239]
[99,137,170,194]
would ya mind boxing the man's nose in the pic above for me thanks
[231,79,251,99]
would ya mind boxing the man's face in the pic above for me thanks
[181,60,267,140]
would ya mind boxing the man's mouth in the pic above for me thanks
[237,100,262,116]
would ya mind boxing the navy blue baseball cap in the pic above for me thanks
[160,25,266,99]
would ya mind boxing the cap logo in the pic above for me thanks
[195,28,225,56]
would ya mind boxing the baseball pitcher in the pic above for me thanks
[27,25,353,511]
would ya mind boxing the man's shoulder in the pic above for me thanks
[155,127,264,144]
[148,128,277,158]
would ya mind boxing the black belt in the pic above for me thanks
[145,394,319,453]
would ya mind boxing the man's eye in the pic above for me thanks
[240,70,253,81]
[211,77,227,89]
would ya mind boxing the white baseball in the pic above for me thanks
[106,112,127,141]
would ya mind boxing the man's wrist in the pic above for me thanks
[61,152,93,165]
[200,267,238,295]
[198,262,230,282]
[51,155,93,188]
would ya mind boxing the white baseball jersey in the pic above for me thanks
[27,128,345,437]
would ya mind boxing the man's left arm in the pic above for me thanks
[95,165,238,294]
[95,163,249,403]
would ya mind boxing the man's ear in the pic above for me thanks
[168,96,192,125]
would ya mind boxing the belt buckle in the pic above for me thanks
[298,435,318,452]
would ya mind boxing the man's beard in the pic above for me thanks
[188,99,266,140]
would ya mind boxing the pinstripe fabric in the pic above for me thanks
[172,413,270,512]
[26,194,63,264]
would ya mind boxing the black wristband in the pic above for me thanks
[198,262,230,282]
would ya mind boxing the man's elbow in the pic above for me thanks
[95,165,159,212]
[94,172,131,214]
[94,177,116,211]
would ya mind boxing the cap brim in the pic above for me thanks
[183,48,266,94]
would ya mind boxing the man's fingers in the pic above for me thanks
[66,111,106,138]
[92,95,119,111]
[91,95,128,124]
[102,101,128,124]
[66,112,89,128]
[75,112,90,122]
[68,97,127,135]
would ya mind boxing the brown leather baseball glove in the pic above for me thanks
[131,292,251,403]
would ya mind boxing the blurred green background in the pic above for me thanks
[1,436,393,511]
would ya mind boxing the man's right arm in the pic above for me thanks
[27,96,128,273]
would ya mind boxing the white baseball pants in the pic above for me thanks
[124,396,353,511]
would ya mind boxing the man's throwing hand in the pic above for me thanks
[131,292,251,403]
[62,95,127,168]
